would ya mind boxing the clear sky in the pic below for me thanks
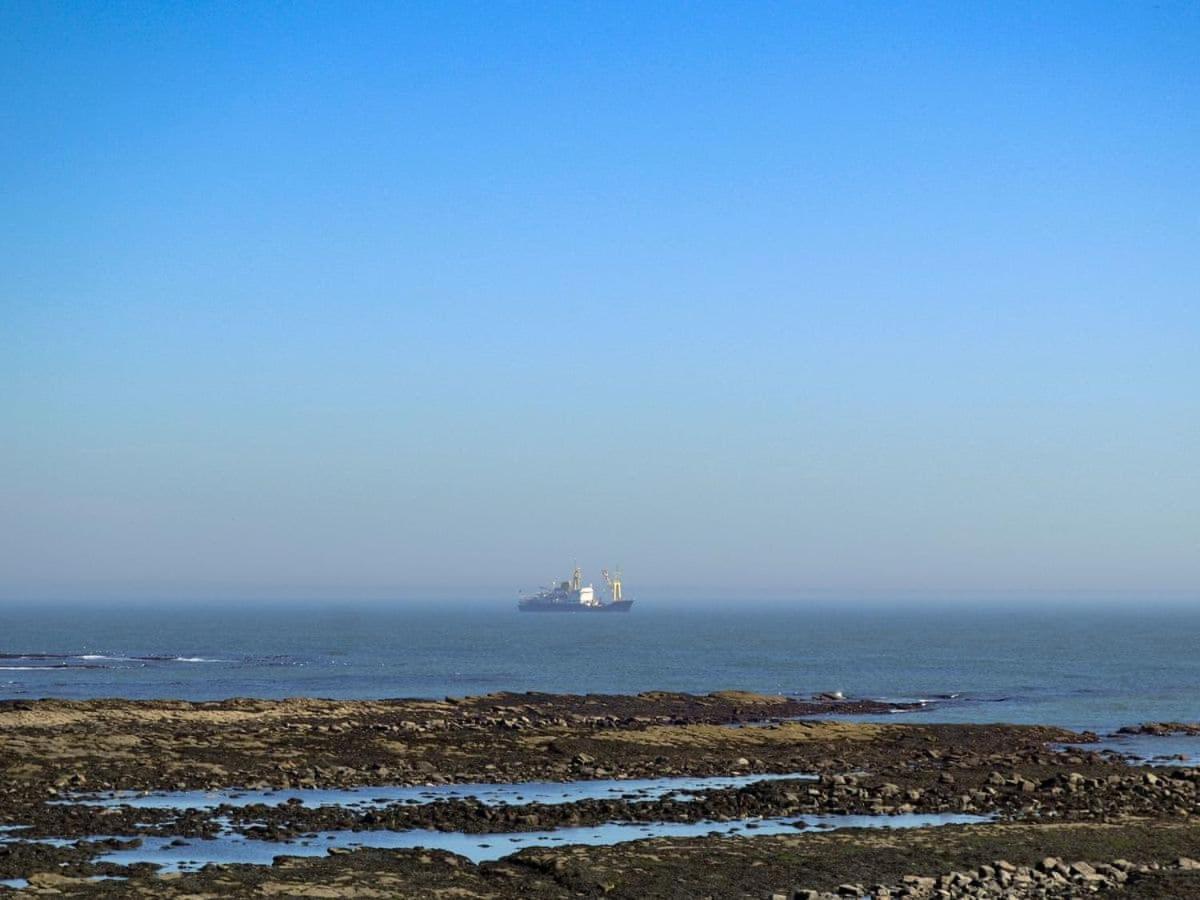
[2,2,1197,602]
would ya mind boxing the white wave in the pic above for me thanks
[0,666,50,670]
[0,664,101,670]
[173,657,225,663]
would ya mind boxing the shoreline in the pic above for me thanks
[2,692,1199,897]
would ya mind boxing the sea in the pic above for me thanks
[1,602,1198,735]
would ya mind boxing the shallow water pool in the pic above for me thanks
[1058,732,1200,767]
[92,812,988,869]
[69,772,818,811]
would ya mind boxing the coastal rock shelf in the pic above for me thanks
[4,693,1200,897]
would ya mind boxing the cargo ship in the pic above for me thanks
[518,566,633,612]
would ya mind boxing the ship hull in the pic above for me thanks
[519,600,634,613]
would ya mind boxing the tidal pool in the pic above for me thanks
[67,772,818,811]
[92,812,988,870]
[1056,733,1200,767]
[0,877,124,891]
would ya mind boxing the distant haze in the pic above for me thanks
[2,3,1197,602]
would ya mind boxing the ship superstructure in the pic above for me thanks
[518,565,633,612]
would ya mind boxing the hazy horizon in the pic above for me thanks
[3,2,1197,603]
[1,585,1197,610]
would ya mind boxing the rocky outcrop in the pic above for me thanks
[776,855,1200,899]
[1115,722,1200,736]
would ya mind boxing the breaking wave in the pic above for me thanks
[0,653,229,668]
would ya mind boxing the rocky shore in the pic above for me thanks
[1114,722,1200,737]
[777,853,1200,899]
[2,692,1199,897]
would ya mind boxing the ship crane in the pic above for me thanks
[602,567,623,604]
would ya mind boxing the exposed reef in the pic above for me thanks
[3,695,1200,897]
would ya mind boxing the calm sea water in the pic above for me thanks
[1,602,1198,733]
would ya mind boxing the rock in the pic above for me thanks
[1070,861,1101,881]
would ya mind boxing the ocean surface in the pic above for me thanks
[1,602,1198,734]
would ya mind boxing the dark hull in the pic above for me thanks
[518,600,633,613]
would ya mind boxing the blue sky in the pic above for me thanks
[2,2,1197,601]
